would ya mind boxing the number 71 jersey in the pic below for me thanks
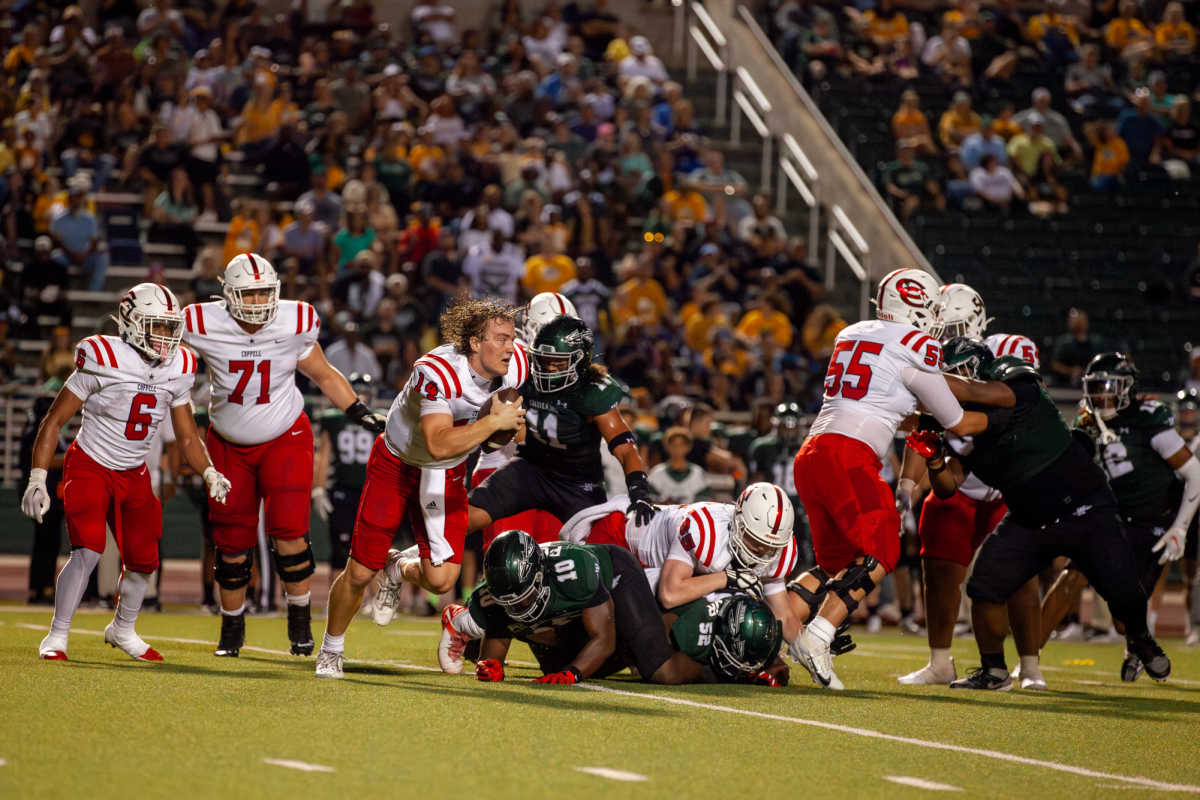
[810,319,945,457]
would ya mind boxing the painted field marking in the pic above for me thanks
[263,758,335,773]
[383,630,438,636]
[883,776,963,791]
[576,684,1200,794]
[575,767,648,782]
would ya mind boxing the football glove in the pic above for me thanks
[476,658,505,682]
[1152,525,1187,564]
[747,669,783,687]
[22,468,50,523]
[312,487,333,521]
[625,470,657,526]
[346,400,387,435]
[203,468,232,504]
[896,477,915,516]
[831,626,856,657]
[905,430,944,461]
[724,566,764,599]
[533,666,582,685]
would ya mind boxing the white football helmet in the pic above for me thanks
[730,482,795,567]
[519,291,578,343]
[223,253,280,325]
[938,283,992,341]
[116,283,184,362]
[875,268,944,338]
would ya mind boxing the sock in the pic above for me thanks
[452,610,486,639]
[202,584,215,605]
[1019,654,1041,677]
[399,545,419,560]
[50,548,101,637]
[285,592,311,607]
[221,603,245,617]
[384,555,406,583]
[980,651,1008,674]
[806,615,836,647]
[114,571,150,630]
[1147,609,1158,636]
[322,631,346,654]
[930,647,952,672]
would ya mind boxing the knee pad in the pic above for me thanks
[787,566,830,625]
[215,549,253,590]
[272,538,316,584]
[827,556,880,616]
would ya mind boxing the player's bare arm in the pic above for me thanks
[764,588,802,644]
[297,343,388,433]
[657,558,728,610]
[422,399,525,462]
[169,404,225,493]
[22,389,83,523]
[593,407,656,525]
[945,373,1017,408]
[312,429,333,520]
[475,636,512,682]
[557,599,616,681]
[905,430,965,499]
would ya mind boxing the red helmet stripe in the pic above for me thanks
[158,284,172,311]
[771,486,784,537]
[554,294,565,313]
[245,253,260,277]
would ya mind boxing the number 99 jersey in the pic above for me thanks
[809,319,945,458]
[318,407,381,490]
[64,335,197,471]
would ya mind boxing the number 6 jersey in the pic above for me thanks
[64,335,197,471]
[181,300,320,445]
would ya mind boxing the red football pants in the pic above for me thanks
[918,491,1008,568]
[62,443,162,573]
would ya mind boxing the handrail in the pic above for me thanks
[777,132,820,267]
[730,67,772,191]
[691,2,727,47]
[827,204,871,320]
[687,2,728,124]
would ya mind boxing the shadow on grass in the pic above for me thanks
[858,684,1200,721]
[61,659,296,680]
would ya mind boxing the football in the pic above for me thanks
[478,387,522,451]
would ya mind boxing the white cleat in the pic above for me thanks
[103,622,163,662]
[38,632,68,661]
[1186,629,1199,647]
[1053,622,1085,642]
[372,549,404,626]
[794,631,844,691]
[315,649,344,679]
[438,605,471,674]
[866,616,882,634]
[898,658,957,685]
[1020,673,1049,691]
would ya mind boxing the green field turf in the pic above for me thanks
[2,605,1198,800]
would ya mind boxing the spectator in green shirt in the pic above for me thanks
[882,140,945,222]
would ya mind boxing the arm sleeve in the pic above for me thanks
[1151,428,1188,460]
[1170,454,1200,533]
[901,366,964,429]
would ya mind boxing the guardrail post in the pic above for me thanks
[825,212,838,292]
[859,252,871,321]
[715,43,727,124]
[687,21,697,80]
[730,72,741,146]
[673,0,685,60]
[760,115,771,193]
[808,182,821,269]
[2,395,11,486]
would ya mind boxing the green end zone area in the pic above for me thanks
[1,606,1198,799]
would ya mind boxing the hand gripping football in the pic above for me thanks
[478,387,522,451]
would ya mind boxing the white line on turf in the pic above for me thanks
[263,759,335,773]
[1096,784,1182,791]
[576,684,1200,794]
[383,630,438,636]
[883,776,962,791]
[575,767,648,782]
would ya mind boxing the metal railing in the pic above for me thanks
[778,132,820,268]
[687,1,728,125]
[827,205,871,321]
[730,66,772,192]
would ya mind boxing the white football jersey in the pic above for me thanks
[985,333,1041,369]
[810,320,945,457]
[385,342,528,469]
[626,502,797,595]
[181,300,320,445]
[64,335,197,471]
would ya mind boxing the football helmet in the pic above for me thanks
[116,283,184,363]
[940,336,994,379]
[771,402,806,441]
[875,268,944,338]
[711,595,783,678]
[731,482,794,568]
[1176,388,1200,438]
[348,372,377,407]
[483,530,549,624]
[223,252,280,325]
[518,292,578,344]
[530,315,593,394]
[1082,352,1137,421]
[938,283,992,341]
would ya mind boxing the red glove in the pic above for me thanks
[906,430,944,461]
[476,658,505,682]
[533,666,582,684]
[749,670,783,687]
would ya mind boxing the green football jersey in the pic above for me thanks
[318,409,384,490]
[1076,400,1182,518]
[518,372,623,483]
[467,542,615,641]
[668,597,724,664]
[747,433,803,499]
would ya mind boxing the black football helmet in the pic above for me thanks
[940,336,994,379]
[1082,352,1137,421]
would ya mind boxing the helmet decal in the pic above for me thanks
[895,278,929,308]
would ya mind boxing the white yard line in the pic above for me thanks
[263,758,335,773]
[883,776,963,791]
[383,630,438,636]
[576,684,1200,794]
[575,767,648,782]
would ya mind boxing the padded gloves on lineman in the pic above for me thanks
[724,566,764,599]
[476,658,505,682]
[533,666,582,685]
[22,468,50,523]
[625,470,657,526]
[905,430,944,461]
[346,400,387,435]
[203,468,232,504]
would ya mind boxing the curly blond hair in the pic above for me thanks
[440,297,518,356]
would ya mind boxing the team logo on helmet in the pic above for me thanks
[895,278,929,308]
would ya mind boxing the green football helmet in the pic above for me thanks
[1083,352,1137,421]
[348,372,377,406]
[1177,388,1200,438]
[940,336,994,378]
[711,595,783,678]
[483,530,549,623]
[530,315,593,393]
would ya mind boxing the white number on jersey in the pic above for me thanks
[1100,441,1135,479]
[337,428,374,465]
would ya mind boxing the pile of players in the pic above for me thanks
[23,252,1191,693]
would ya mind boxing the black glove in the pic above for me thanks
[724,566,764,599]
[346,400,387,435]
[830,618,855,656]
[625,471,657,526]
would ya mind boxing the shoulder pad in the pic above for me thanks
[1131,399,1174,429]
[981,355,1041,384]
[75,336,121,372]
[577,374,623,416]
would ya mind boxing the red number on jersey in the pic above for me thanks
[125,392,158,440]
[824,341,883,400]
[228,360,272,405]
[1021,345,1035,363]
[414,372,438,401]
[75,349,86,369]
[924,342,942,368]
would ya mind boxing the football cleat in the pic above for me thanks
[214,613,245,657]
[1126,636,1170,682]
[1186,629,1199,647]
[1121,650,1144,682]
[1053,621,1085,642]
[949,667,1012,691]
[438,605,471,674]
[794,630,844,691]
[287,604,314,656]
[898,658,957,685]
[372,550,404,626]
[103,622,163,662]
[1019,673,1049,691]
[899,615,924,636]
[315,649,344,679]
[866,615,882,634]
[38,632,68,661]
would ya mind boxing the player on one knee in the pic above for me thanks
[24,284,231,662]
[315,299,526,679]
[182,254,386,658]
[664,594,789,686]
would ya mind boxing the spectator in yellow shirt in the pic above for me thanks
[1104,1,1152,56]
[735,293,793,348]
[938,91,983,151]
[4,25,40,79]
[943,0,982,40]
[802,305,849,361]
[236,78,282,160]
[684,296,729,352]
[1155,3,1196,56]
[1027,2,1080,56]
[860,0,910,48]
[1088,122,1129,192]
[522,237,576,296]
[663,180,708,222]
[611,255,668,330]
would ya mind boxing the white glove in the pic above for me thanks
[1152,525,1187,565]
[22,468,50,523]
[203,467,232,504]
[312,486,333,520]
[895,478,915,516]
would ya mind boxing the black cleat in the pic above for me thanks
[215,613,245,657]
[949,667,1013,691]
[288,604,314,656]
[1121,650,1144,682]
[1127,636,1170,682]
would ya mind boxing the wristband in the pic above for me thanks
[625,470,649,489]
[344,400,372,423]
[927,458,946,474]
[564,664,583,682]
[607,430,637,454]
[29,467,48,485]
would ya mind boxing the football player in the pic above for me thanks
[316,299,527,679]
[439,530,704,685]
[182,254,387,658]
[665,594,788,685]
[23,284,232,662]
[896,284,1045,689]
[791,269,1005,690]
[906,339,1172,690]
[1037,353,1198,680]
[1177,389,1200,646]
